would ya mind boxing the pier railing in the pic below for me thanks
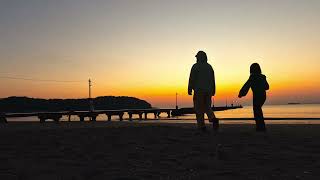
[1,106,243,123]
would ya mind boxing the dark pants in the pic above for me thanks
[253,95,266,131]
[193,92,216,129]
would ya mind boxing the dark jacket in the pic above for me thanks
[239,74,269,99]
[188,60,215,96]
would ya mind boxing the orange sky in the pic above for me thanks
[1,0,320,107]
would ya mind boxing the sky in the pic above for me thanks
[0,0,320,107]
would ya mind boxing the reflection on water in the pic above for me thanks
[6,104,320,124]
[212,104,320,119]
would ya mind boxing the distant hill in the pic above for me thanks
[0,96,152,113]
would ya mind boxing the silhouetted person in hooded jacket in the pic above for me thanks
[188,51,218,131]
[238,63,269,131]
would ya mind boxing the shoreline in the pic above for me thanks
[4,117,320,125]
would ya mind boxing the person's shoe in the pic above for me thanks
[194,127,207,135]
[200,126,207,132]
[256,126,266,132]
[212,119,219,131]
[208,116,217,123]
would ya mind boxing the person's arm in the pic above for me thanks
[188,65,195,95]
[238,76,252,98]
[211,68,216,96]
[264,76,269,90]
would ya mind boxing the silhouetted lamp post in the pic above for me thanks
[89,79,94,112]
[175,93,178,109]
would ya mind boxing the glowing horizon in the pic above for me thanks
[1,0,320,107]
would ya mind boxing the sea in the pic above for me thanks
[5,104,320,124]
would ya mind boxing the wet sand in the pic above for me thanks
[0,121,320,180]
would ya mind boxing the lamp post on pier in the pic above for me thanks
[89,79,94,112]
[175,92,178,110]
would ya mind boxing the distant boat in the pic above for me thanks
[288,102,301,105]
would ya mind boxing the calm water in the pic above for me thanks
[6,104,320,124]
[188,104,320,119]
[165,104,320,124]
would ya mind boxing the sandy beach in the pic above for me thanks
[0,121,320,180]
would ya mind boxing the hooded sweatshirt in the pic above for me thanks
[188,59,215,96]
[239,74,269,98]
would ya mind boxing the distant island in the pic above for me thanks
[288,102,301,105]
[0,96,152,113]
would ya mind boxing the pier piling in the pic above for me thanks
[0,113,7,123]
[38,113,62,123]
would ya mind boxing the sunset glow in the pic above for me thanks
[1,0,320,107]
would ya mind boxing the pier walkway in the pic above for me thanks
[1,106,242,123]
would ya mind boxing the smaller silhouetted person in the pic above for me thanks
[188,51,218,131]
[238,63,269,132]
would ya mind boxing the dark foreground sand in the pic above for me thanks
[0,121,320,180]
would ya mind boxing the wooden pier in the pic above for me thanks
[1,106,243,123]
[171,106,243,116]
